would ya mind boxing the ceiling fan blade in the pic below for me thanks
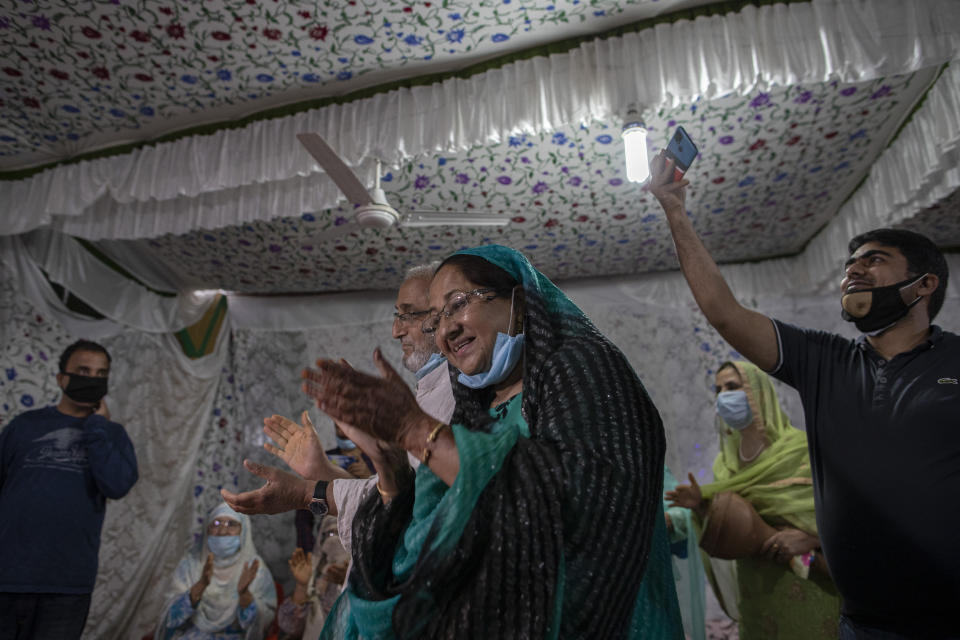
[308,220,363,243]
[401,211,511,228]
[296,133,373,206]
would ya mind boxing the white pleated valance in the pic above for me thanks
[794,61,960,294]
[1,0,958,240]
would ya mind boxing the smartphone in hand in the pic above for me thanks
[664,126,698,182]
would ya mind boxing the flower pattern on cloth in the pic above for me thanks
[0,0,696,164]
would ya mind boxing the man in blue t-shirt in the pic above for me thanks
[650,154,959,638]
[0,339,139,639]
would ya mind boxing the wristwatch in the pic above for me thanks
[308,480,329,517]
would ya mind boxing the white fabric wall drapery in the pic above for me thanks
[1,0,957,240]
[88,326,228,639]
[0,232,217,336]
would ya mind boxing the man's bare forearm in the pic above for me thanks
[661,202,778,371]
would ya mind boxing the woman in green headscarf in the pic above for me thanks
[303,245,683,639]
[666,361,840,639]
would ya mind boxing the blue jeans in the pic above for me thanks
[0,592,91,640]
[839,614,960,640]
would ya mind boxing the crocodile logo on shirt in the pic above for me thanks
[24,428,89,472]
[937,377,958,384]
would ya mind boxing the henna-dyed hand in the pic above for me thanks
[302,349,431,449]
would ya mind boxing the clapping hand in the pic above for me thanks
[337,419,413,500]
[221,460,314,515]
[238,559,259,595]
[346,457,372,478]
[264,410,344,481]
[190,553,214,606]
[665,473,704,510]
[302,349,429,448]
[321,560,349,586]
[237,559,259,608]
[289,548,314,586]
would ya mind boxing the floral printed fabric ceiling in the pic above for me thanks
[127,70,936,293]
[0,0,708,169]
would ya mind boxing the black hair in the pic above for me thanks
[848,228,949,321]
[716,361,739,376]
[435,253,518,292]
[59,339,112,373]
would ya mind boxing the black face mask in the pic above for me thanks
[62,374,109,404]
[840,274,926,334]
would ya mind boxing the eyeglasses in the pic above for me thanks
[393,309,430,326]
[209,518,241,531]
[421,288,506,334]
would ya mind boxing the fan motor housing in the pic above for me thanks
[356,204,400,228]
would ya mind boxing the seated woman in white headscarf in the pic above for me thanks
[155,503,277,640]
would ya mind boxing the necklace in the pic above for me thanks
[738,433,766,463]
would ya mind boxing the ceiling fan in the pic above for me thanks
[297,133,510,241]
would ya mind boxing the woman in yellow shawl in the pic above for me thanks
[667,361,840,639]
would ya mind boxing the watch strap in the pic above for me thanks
[308,480,330,517]
[313,480,329,503]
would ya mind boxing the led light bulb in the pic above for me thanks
[622,119,650,183]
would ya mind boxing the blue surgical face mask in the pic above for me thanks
[716,390,753,430]
[457,332,525,389]
[336,436,356,451]
[207,534,241,558]
[415,353,446,380]
[458,287,524,389]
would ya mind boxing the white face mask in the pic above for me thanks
[207,534,241,558]
[716,390,753,430]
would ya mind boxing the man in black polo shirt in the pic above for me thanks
[649,153,959,639]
